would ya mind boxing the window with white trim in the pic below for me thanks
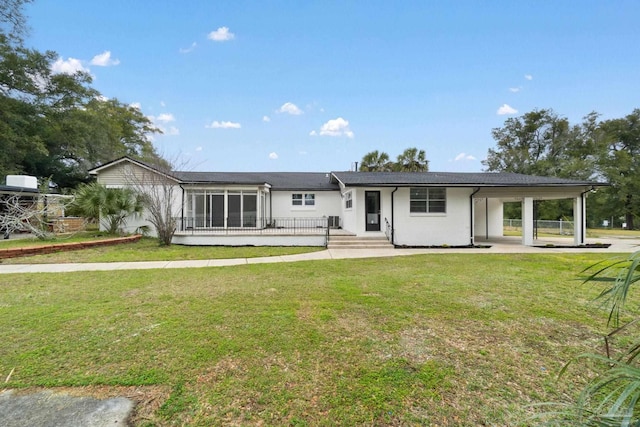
[345,191,353,209]
[410,187,446,213]
[292,193,315,206]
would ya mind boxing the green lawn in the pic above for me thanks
[0,235,322,264]
[0,253,622,425]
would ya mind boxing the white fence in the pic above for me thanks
[504,219,575,235]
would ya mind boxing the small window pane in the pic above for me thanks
[410,201,427,213]
[292,194,302,205]
[304,194,315,206]
[429,188,446,200]
[411,188,428,199]
[429,201,446,213]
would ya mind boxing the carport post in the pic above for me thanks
[522,197,534,246]
[573,194,585,245]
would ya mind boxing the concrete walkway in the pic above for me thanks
[1,236,638,274]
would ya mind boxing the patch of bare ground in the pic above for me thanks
[3,385,171,426]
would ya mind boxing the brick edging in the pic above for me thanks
[0,235,143,260]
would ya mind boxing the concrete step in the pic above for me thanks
[327,236,394,249]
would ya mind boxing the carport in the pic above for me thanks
[471,179,603,246]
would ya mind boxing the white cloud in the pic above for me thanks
[195,146,203,152]
[278,102,303,115]
[497,104,518,115]
[509,87,521,93]
[90,51,120,66]
[313,117,354,138]
[160,101,166,107]
[156,113,175,123]
[166,126,180,135]
[269,152,278,160]
[454,152,477,162]
[524,74,533,80]
[179,42,197,54]
[262,115,271,122]
[309,130,318,136]
[51,57,89,74]
[129,102,142,110]
[208,27,235,42]
[206,120,241,129]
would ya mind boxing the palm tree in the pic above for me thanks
[359,150,392,171]
[395,147,429,172]
[72,182,144,234]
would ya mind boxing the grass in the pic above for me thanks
[0,253,625,425]
[0,235,323,264]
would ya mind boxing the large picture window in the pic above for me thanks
[410,188,446,213]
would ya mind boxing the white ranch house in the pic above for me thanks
[90,157,601,247]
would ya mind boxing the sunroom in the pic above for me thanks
[181,187,269,230]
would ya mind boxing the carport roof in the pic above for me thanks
[0,185,39,195]
[330,171,604,187]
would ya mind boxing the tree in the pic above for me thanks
[0,1,164,189]
[395,147,429,172]
[597,109,640,230]
[120,158,184,246]
[0,0,32,45]
[484,109,609,222]
[359,150,392,171]
[483,109,575,176]
[36,97,163,188]
[72,182,144,234]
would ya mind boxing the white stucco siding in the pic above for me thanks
[342,187,394,236]
[340,189,357,234]
[270,190,342,220]
[473,198,504,239]
[392,187,473,246]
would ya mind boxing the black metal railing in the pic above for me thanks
[175,216,331,235]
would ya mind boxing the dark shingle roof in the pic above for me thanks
[174,171,338,191]
[91,157,605,190]
[330,171,602,187]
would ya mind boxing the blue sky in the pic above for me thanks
[26,1,640,173]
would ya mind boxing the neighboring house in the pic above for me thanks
[89,157,603,247]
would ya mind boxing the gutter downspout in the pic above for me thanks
[179,184,185,231]
[469,187,481,246]
[391,187,398,245]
